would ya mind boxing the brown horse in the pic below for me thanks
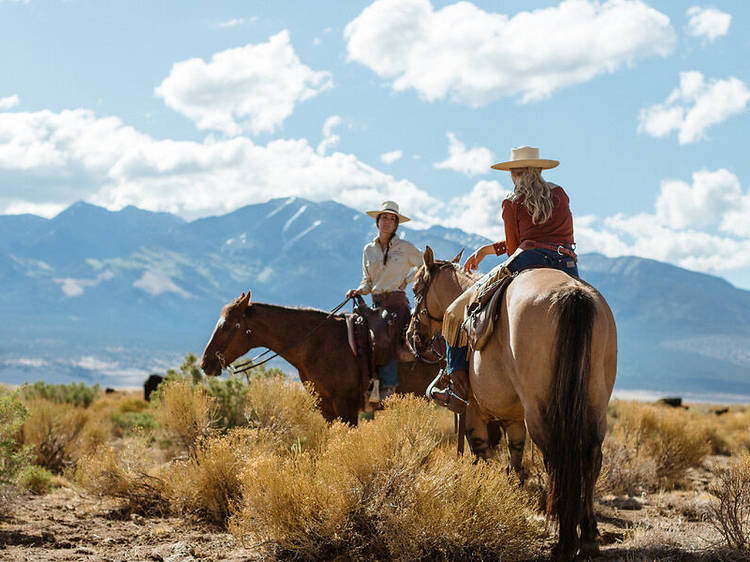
[406,248,617,559]
[199,290,439,425]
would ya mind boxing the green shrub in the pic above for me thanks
[19,381,100,408]
[205,375,250,430]
[0,390,33,483]
[16,465,55,495]
[113,411,158,434]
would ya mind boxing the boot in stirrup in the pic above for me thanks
[427,369,469,414]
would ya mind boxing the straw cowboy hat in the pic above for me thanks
[366,200,410,223]
[491,146,559,170]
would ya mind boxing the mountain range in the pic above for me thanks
[1,197,748,401]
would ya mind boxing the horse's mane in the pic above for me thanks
[223,297,329,317]
[431,259,481,283]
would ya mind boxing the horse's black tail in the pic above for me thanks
[544,285,596,556]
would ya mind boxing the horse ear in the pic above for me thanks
[423,246,434,268]
[451,248,464,264]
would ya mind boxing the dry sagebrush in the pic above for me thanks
[603,401,710,492]
[76,436,168,516]
[231,396,543,561]
[708,454,750,552]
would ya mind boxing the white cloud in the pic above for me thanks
[344,0,674,106]
[655,168,742,230]
[572,168,750,275]
[0,107,441,223]
[638,71,750,144]
[217,18,246,28]
[0,95,19,110]
[54,270,114,297]
[433,132,493,176]
[1,199,66,217]
[75,356,119,371]
[687,6,731,41]
[380,150,403,164]
[4,357,48,368]
[316,115,342,155]
[133,271,192,297]
[441,180,511,240]
[155,31,333,135]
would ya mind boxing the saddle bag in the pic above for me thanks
[463,273,515,351]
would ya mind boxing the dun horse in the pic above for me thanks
[407,248,617,559]
[200,290,439,425]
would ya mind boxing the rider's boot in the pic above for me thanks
[427,369,469,414]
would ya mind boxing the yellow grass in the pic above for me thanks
[230,395,543,560]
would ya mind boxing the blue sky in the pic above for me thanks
[2,0,750,286]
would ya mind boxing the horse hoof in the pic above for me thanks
[550,543,577,561]
[578,540,600,558]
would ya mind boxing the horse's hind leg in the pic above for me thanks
[465,401,490,459]
[503,420,527,484]
[579,438,603,556]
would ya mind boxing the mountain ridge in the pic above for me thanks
[1,198,748,399]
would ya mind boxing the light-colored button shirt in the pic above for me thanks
[357,235,423,296]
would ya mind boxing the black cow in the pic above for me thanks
[144,374,164,402]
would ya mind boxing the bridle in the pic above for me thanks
[408,263,463,364]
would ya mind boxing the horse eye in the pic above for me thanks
[235,322,241,329]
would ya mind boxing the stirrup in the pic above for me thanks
[368,379,381,403]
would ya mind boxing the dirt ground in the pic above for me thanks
[0,457,745,561]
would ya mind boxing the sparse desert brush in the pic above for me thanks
[165,427,271,526]
[231,395,542,561]
[18,381,100,408]
[76,436,168,516]
[16,464,56,495]
[151,380,217,457]
[708,453,750,551]
[600,433,658,496]
[610,401,710,488]
[0,390,33,484]
[243,375,328,453]
[21,399,99,473]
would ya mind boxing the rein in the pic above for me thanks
[221,297,352,375]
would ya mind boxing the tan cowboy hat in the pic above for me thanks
[491,146,559,170]
[366,200,410,223]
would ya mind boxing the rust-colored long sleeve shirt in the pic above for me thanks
[501,185,574,255]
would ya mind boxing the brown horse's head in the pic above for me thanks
[200,290,256,376]
[406,246,465,357]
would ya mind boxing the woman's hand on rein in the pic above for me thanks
[346,288,361,299]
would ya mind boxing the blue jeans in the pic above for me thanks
[445,249,579,374]
[379,359,399,388]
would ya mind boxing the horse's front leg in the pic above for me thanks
[465,399,490,459]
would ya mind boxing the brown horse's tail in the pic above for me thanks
[544,285,596,555]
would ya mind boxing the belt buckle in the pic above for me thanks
[556,245,565,256]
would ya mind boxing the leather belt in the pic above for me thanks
[519,240,577,262]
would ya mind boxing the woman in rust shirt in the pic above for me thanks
[429,146,578,413]
[463,146,577,277]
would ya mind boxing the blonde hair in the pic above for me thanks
[507,167,553,224]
